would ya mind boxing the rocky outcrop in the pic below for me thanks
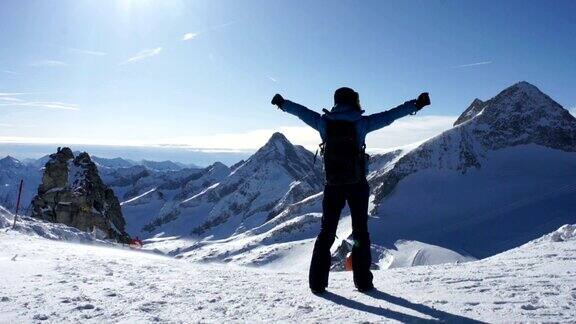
[330,240,379,271]
[453,98,484,126]
[31,147,130,243]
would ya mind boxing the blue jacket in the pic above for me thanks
[281,99,419,147]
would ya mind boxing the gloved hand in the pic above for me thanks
[271,93,285,108]
[415,92,431,110]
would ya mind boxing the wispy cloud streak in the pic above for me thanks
[0,93,27,96]
[453,61,493,68]
[0,101,79,111]
[0,93,78,111]
[121,47,162,64]
[210,21,237,30]
[0,97,22,102]
[68,47,108,56]
[29,60,68,67]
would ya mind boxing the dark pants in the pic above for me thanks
[309,181,373,290]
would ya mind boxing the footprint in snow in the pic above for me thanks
[520,304,542,311]
[33,314,49,321]
[139,301,167,313]
[75,304,95,311]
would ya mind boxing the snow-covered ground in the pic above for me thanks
[1,215,575,322]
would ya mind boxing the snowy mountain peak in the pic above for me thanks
[140,131,324,238]
[0,156,23,169]
[454,98,485,126]
[512,80,540,92]
[439,81,576,155]
[487,81,565,116]
[269,131,289,142]
[260,132,292,155]
[264,132,292,148]
[209,161,228,170]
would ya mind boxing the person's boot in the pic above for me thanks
[309,232,335,293]
[351,235,374,291]
[355,284,374,293]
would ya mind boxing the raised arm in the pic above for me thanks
[365,93,431,133]
[271,94,323,131]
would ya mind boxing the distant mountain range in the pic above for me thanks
[1,81,575,271]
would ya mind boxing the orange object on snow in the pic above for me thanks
[129,237,143,249]
[345,252,353,271]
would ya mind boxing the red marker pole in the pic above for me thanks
[12,179,23,229]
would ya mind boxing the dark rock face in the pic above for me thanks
[453,98,484,126]
[330,240,379,271]
[31,147,130,243]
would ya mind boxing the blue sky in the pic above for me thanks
[1,0,575,158]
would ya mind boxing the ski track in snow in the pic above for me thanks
[1,228,575,323]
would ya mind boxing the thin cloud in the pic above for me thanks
[3,70,18,75]
[182,32,198,41]
[68,47,108,56]
[140,116,456,152]
[0,101,79,111]
[0,97,22,102]
[0,122,36,129]
[210,21,237,30]
[121,47,163,64]
[0,93,78,111]
[0,110,455,150]
[453,61,493,68]
[0,92,27,96]
[268,76,278,83]
[29,60,68,67]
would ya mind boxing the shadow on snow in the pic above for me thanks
[318,289,484,323]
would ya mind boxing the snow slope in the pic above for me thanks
[1,220,575,322]
[0,205,110,244]
[367,81,576,260]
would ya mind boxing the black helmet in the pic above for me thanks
[334,87,361,111]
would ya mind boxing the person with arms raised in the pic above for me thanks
[271,87,431,293]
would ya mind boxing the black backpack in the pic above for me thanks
[320,117,367,185]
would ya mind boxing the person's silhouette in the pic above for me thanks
[272,88,431,293]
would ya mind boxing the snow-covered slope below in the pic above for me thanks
[1,223,575,322]
[0,205,110,244]
[371,144,576,258]
[366,81,576,261]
